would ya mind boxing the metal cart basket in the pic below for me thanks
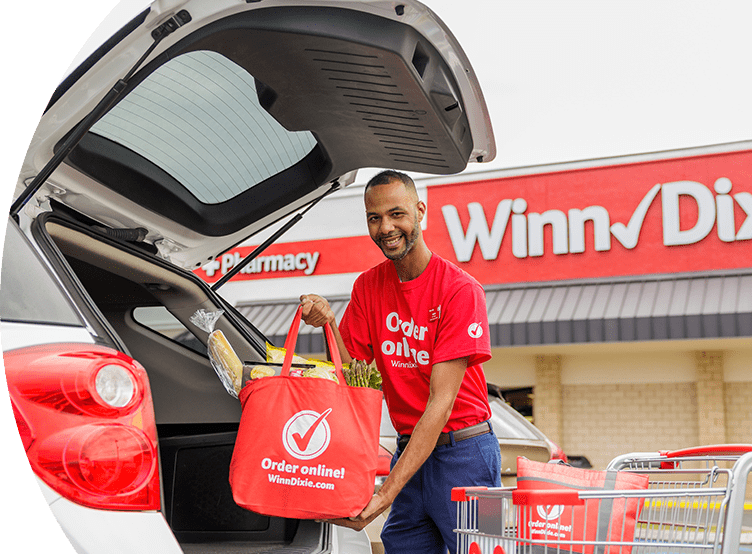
[453,445,752,554]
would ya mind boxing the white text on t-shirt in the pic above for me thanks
[381,312,430,366]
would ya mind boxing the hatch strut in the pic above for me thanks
[10,10,192,219]
[212,183,340,291]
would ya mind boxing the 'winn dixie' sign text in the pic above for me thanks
[425,149,752,284]
[442,179,751,261]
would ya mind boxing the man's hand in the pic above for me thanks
[299,294,353,364]
[322,493,390,531]
[299,294,334,327]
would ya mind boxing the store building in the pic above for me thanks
[200,141,752,469]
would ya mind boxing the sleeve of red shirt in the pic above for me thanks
[432,281,491,367]
[338,277,375,363]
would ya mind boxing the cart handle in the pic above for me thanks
[661,444,752,458]
[451,486,487,502]
[513,489,584,506]
[658,444,752,469]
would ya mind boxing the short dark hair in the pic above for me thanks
[364,170,417,197]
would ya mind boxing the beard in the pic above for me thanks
[377,222,420,261]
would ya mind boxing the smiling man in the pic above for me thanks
[300,170,500,554]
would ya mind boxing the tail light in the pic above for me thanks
[546,438,568,463]
[376,445,392,476]
[5,343,159,511]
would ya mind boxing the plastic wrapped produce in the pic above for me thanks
[190,309,243,397]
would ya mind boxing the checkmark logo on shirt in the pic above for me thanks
[292,408,332,451]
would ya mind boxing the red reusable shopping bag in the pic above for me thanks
[516,458,649,554]
[229,306,382,519]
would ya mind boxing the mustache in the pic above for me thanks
[378,233,402,241]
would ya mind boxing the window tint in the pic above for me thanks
[90,50,317,204]
[0,220,82,325]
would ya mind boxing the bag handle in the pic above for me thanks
[281,305,345,383]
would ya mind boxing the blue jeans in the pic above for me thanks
[381,427,501,554]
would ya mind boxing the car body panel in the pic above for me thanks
[0,321,94,351]
[43,474,371,554]
[40,480,184,554]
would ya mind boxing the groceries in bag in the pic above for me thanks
[246,365,276,380]
[229,306,382,519]
[190,309,381,396]
[267,344,382,388]
[343,358,382,389]
[190,309,244,397]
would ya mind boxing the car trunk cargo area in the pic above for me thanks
[40,215,330,554]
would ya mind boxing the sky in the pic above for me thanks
[69,0,752,180]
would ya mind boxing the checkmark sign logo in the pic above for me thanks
[282,408,333,460]
[610,183,661,249]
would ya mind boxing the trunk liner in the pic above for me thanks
[159,429,327,552]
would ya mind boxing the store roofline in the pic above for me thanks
[236,268,752,352]
[416,139,752,188]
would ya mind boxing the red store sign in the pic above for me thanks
[197,149,752,286]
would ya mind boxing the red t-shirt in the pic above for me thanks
[339,254,492,435]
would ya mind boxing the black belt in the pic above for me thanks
[397,421,492,451]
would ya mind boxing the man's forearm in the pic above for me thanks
[324,357,468,531]
[376,396,451,505]
[376,357,467,506]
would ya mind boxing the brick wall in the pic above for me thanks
[695,351,727,445]
[725,381,752,443]
[561,383,698,470]
[534,355,562,446]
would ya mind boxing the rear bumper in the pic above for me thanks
[39,479,183,554]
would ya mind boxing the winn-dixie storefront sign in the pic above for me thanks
[197,149,751,285]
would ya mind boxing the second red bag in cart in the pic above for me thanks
[229,307,382,520]
[516,458,649,554]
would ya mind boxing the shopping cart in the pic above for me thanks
[453,444,752,554]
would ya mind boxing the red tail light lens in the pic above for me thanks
[377,445,392,476]
[5,343,159,511]
[546,439,568,463]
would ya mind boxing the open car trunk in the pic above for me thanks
[21,1,494,273]
[39,214,329,553]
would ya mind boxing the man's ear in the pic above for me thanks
[417,200,427,222]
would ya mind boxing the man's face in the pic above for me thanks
[365,180,425,261]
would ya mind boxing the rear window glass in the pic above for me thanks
[0,220,82,325]
[90,50,317,205]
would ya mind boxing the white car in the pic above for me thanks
[1,1,494,553]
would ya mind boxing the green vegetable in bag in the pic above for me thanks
[344,359,382,390]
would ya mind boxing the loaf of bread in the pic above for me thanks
[249,365,276,379]
[208,329,243,394]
